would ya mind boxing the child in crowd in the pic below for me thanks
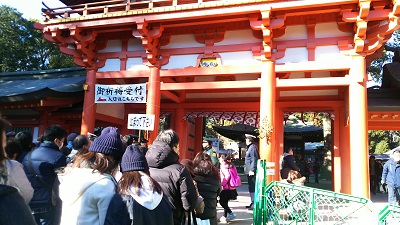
[219,154,238,223]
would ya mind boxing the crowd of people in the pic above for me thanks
[0,118,257,225]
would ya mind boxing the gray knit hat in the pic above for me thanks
[89,127,124,157]
[121,145,149,172]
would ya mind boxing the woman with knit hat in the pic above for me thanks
[59,126,124,225]
[105,145,173,225]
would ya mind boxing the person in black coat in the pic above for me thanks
[22,125,67,225]
[105,145,173,225]
[280,148,300,179]
[0,184,37,225]
[192,151,221,225]
[145,130,198,225]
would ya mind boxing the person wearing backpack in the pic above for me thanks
[219,155,239,223]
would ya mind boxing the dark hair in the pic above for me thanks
[72,151,120,175]
[60,146,71,156]
[219,154,233,166]
[118,170,162,196]
[5,141,22,159]
[14,131,33,151]
[284,147,293,153]
[73,135,89,150]
[181,159,195,177]
[193,151,219,177]
[123,134,134,146]
[0,118,11,162]
[155,129,179,148]
[43,125,67,142]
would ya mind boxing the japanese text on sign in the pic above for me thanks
[95,84,146,104]
[127,114,155,131]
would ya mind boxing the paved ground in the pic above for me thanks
[216,178,390,225]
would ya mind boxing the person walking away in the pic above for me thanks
[381,149,400,205]
[369,155,379,195]
[244,134,260,210]
[192,151,220,225]
[105,145,173,225]
[280,148,300,180]
[297,155,309,183]
[22,124,67,225]
[313,159,321,183]
[145,129,198,225]
[59,127,124,225]
[202,139,218,167]
[219,155,238,222]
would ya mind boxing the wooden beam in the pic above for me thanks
[162,102,260,110]
[277,76,353,88]
[275,61,351,73]
[160,65,261,77]
[277,100,344,108]
[97,70,150,79]
[161,80,260,91]
[40,97,82,107]
[161,90,181,103]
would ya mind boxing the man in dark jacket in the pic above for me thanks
[22,125,67,225]
[0,184,37,225]
[145,129,198,225]
[280,147,300,179]
[244,134,260,210]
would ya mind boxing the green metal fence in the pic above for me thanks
[378,204,400,225]
[254,160,377,225]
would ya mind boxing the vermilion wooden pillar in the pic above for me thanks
[80,69,97,135]
[349,56,369,198]
[259,60,276,183]
[146,66,161,143]
[333,107,341,192]
[175,108,187,159]
[194,117,203,154]
[274,108,284,181]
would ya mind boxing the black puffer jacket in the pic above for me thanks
[0,185,37,225]
[22,142,66,208]
[193,173,220,225]
[145,141,198,225]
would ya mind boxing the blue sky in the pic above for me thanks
[0,0,66,20]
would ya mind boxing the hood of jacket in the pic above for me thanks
[127,172,163,210]
[145,141,179,168]
[59,168,114,204]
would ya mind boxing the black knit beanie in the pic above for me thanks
[88,127,124,157]
[121,145,149,172]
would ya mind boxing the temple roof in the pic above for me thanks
[0,67,86,103]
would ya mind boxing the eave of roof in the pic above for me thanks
[0,67,86,103]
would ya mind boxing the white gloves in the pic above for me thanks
[249,171,255,176]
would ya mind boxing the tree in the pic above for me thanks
[367,30,400,83]
[0,5,75,72]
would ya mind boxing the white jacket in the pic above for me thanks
[5,159,33,204]
[59,168,117,225]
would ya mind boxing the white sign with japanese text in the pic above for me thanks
[127,114,155,131]
[95,84,146,103]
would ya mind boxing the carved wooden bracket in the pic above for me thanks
[249,9,285,60]
[134,20,164,66]
[194,28,225,46]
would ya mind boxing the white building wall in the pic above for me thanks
[164,34,204,49]
[275,47,308,64]
[98,40,122,53]
[315,22,353,38]
[214,30,260,46]
[98,59,120,72]
[274,25,308,41]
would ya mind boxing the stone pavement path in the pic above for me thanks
[216,184,253,225]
